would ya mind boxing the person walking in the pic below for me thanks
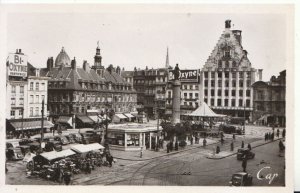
[203,138,207,148]
[233,134,236,141]
[282,128,286,138]
[276,129,280,138]
[242,157,247,172]
[264,133,267,141]
[140,147,143,158]
[279,140,285,152]
[241,141,244,148]
[230,141,234,151]
[271,132,275,141]
[216,146,220,154]
[247,143,252,150]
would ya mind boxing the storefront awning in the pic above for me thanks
[115,113,127,119]
[39,149,76,161]
[9,120,54,131]
[89,115,100,123]
[77,115,94,124]
[56,116,72,126]
[124,113,135,118]
[71,143,104,154]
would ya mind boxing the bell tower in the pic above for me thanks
[94,41,102,67]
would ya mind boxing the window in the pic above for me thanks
[41,83,45,90]
[204,98,208,103]
[247,80,251,87]
[195,85,199,90]
[204,80,208,87]
[20,86,24,93]
[225,72,229,78]
[217,99,221,106]
[19,98,24,105]
[232,72,236,79]
[225,99,228,106]
[184,102,187,106]
[232,61,237,68]
[211,90,215,96]
[36,95,39,103]
[195,93,199,98]
[218,80,222,88]
[19,110,23,116]
[239,99,243,107]
[246,100,250,107]
[211,99,214,106]
[204,90,208,96]
[239,72,243,78]
[189,102,192,106]
[204,72,208,78]
[30,95,34,103]
[211,80,215,87]
[218,72,222,78]
[231,99,235,107]
[225,90,229,96]
[30,107,33,116]
[239,80,243,87]
[225,61,229,68]
[218,89,222,96]
[11,98,16,105]
[35,107,39,116]
[168,91,171,98]
[184,85,187,90]
[232,80,236,87]
[225,80,229,87]
[30,82,34,90]
[189,93,193,98]
[11,86,16,93]
[36,83,39,91]
[239,90,243,97]
[232,90,236,97]
[225,51,230,58]
[184,93,187,99]
[10,110,15,117]
[42,95,45,101]
[246,90,250,97]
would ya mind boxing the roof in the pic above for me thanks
[71,143,104,153]
[121,71,133,77]
[55,47,71,67]
[39,149,75,161]
[187,102,226,117]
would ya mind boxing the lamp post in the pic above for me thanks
[21,107,24,138]
[41,99,45,148]
[243,104,246,133]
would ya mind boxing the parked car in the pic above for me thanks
[70,133,83,143]
[6,141,20,149]
[27,142,41,153]
[6,147,24,160]
[66,134,76,144]
[220,124,244,135]
[54,136,70,145]
[44,140,62,152]
[229,172,253,186]
[81,132,100,144]
[237,148,255,160]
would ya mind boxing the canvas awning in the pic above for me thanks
[9,119,54,131]
[187,102,226,117]
[56,116,72,126]
[124,113,135,118]
[39,149,75,161]
[77,115,94,124]
[114,113,127,119]
[71,143,104,154]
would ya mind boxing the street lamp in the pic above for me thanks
[21,107,24,138]
[40,99,45,149]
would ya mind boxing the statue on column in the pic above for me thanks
[174,63,180,80]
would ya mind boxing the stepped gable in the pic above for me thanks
[203,29,251,70]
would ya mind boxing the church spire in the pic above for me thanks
[94,41,102,67]
[165,47,169,68]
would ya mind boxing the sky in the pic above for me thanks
[7,11,288,81]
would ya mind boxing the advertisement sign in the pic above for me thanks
[169,69,199,82]
[7,53,28,77]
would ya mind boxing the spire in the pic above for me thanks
[165,47,169,68]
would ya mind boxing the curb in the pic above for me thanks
[205,137,283,160]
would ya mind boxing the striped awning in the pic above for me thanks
[10,120,54,131]
[56,116,72,126]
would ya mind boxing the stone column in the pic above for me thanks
[243,71,247,107]
[214,71,218,107]
[143,133,146,147]
[149,133,152,150]
[172,80,181,124]
[124,133,127,148]
[236,71,240,107]
[207,71,211,106]
[221,71,225,107]
[228,71,232,107]
[139,133,143,147]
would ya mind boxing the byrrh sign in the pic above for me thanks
[7,53,28,77]
[169,69,199,82]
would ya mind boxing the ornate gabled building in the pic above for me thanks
[42,45,137,127]
[200,20,262,121]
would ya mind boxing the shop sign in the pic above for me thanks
[169,69,199,82]
[7,53,28,77]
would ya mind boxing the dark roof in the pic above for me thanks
[121,71,133,77]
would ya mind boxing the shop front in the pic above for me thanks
[107,124,162,151]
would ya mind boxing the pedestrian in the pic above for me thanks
[242,157,247,172]
[167,143,170,153]
[63,171,71,185]
[140,147,143,158]
[233,133,236,140]
[247,143,252,150]
[271,132,275,141]
[282,128,286,138]
[279,140,285,152]
[241,141,244,148]
[216,146,220,154]
[264,133,267,141]
[230,141,234,151]
[175,141,178,151]
[221,137,224,145]
[170,141,173,152]
[203,138,207,147]
[277,129,280,138]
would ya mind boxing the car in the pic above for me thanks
[229,172,253,186]
[54,136,70,145]
[237,148,255,160]
[70,133,83,143]
[6,141,20,149]
[44,140,62,152]
[66,134,76,144]
[81,132,100,144]
[6,147,24,160]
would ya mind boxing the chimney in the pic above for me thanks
[116,66,121,75]
[258,69,263,81]
[47,57,54,70]
[71,57,77,70]
[83,60,90,72]
[19,49,22,54]
[225,20,231,29]
[16,49,18,54]
[35,68,40,77]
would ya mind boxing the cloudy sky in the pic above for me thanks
[6,5,289,81]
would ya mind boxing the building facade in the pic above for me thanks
[43,46,137,127]
[200,20,262,121]
[252,70,286,127]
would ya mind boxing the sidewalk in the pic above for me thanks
[110,138,217,161]
[205,137,284,160]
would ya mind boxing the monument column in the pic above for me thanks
[172,64,181,125]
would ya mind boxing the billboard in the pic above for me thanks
[7,53,28,77]
[169,69,199,82]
